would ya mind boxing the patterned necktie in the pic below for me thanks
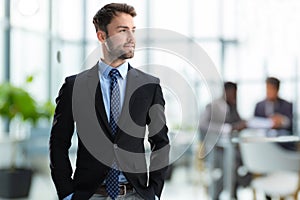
[109,69,121,136]
[106,69,121,200]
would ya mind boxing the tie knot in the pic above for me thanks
[109,69,120,80]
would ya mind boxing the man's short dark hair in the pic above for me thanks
[224,81,237,91]
[93,3,136,33]
[266,77,280,90]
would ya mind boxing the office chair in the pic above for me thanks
[239,139,300,200]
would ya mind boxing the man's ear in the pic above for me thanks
[97,30,106,43]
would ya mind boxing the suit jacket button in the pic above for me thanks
[113,144,118,149]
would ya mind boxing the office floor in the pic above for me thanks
[0,166,296,200]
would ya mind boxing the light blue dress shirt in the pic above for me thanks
[98,60,128,183]
[98,60,128,123]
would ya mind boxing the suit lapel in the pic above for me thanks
[87,64,112,140]
[87,63,146,141]
[116,65,142,139]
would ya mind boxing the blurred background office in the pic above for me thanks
[1,0,300,199]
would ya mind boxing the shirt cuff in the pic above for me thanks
[63,193,73,200]
[280,115,290,128]
[221,123,232,137]
[155,195,159,200]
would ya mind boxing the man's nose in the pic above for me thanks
[127,30,135,42]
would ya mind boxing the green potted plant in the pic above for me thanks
[0,78,54,198]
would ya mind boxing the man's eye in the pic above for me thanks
[120,29,127,32]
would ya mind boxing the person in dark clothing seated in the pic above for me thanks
[254,77,294,200]
[254,77,293,133]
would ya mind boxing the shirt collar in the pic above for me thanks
[98,60,128,79]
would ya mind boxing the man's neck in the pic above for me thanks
[267,97,279,102]
[101,58,126,68]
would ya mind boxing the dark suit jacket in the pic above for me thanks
[49,63,170,200]
[254,98,293,132]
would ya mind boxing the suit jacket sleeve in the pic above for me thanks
[147,83,170,197]
[279,100,293,131]
[199,103,228,136]
[49,77,75,199]
[254,103,259,117]
[281,100,293,122]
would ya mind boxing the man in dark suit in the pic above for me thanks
[254,77,293,133]
[254,77,293,200]
[49,3,169,200]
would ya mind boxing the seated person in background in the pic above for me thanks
[199,82,246,139]
[254,77,294,200]
[199,82,251,200]
[254,77,293,134]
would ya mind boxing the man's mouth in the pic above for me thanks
[124,43,135,49]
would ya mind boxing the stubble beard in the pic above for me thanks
[119,50,134,60]
[105,39,135,61]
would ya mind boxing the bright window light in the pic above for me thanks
[17,0,40,16]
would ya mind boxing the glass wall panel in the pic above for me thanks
[192,0,219,38]
[52,0,83,40]
[237,0,300,79]
[0,29,4,82]
[265,58,295,80]
[51,41,83,98]
[0,1,7,133]
[84,41,100,69]
[10,30,48,102]
[11,0,48,32]
[151,0,190,36]
[148,48,199,128]
[279,81,295,102]
[0,0,4,20]
[128,48,147,70]
[6,0,300,135]
[238,82,264,119]
[222,0,238,39]
[223,45,238,81]
[297,71,300,132]
[197,41,221,74]
[85,42,98,58]
[85,0,97,41]
[236,45,266,81]
[235,0,300,133]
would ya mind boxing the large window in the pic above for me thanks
[52,0,83,41]
[151,0,190,36]
[192,0,220,38]
[7,0,50,103]
[1,0,300,134]
[0,0,5,83]
[10,30,48,101]
[51,41,84,96]
[230,0,300,126]
[0,0,4,20]
[0,29,4,83]
[11,0,48,32]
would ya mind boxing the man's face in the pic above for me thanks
[225,89,237,106]
[266,83,279,101]
[104,12,136,60]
